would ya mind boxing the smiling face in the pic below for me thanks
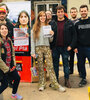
[57,9,64,20]
[0,25,8,38]
[39,12,46,23]
[80,7,88,19]
[19,12,29,25]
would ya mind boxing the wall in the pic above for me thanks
[67,0,90,18]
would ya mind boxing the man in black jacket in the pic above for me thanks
[69,7,81,75]
[52,5,77,88]
[75,5,90,87]
[46,10,57,50]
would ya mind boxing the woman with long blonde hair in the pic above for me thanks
[31,11,66,92]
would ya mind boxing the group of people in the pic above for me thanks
[0,3,30,100]
[31,4,90,92]
[0,2,90,99]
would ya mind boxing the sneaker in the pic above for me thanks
[39,87,44,91]
[11,93,23,100]
[79,79,87,87]
[58,85,66,92]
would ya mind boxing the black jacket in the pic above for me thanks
[6,18,14,40]
[75,17,90,47]
[49,20,57,49]
[52,16,77,49]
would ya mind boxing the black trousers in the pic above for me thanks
[0,75,8,94]
[8,69,20,94]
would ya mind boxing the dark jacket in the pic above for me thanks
[6,18,14,40]
[75,17,90,47]
[0,37,16,69]
[49,20,57,49]
[52,16,77,49]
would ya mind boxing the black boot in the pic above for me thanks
[65,79,71,88]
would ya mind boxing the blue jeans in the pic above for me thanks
[52,47,69,80]
[78,46,90,79]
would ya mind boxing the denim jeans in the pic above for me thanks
[78,46,90,79]
[52,47,69,80]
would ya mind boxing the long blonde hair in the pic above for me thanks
[32,11,48,41]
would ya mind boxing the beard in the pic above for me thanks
[72,16,77,19]
[81,14,87,19]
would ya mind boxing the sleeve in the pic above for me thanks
[0,38,9,73]
[10,40,16,67]
[31,30,35,55]
[0,58,9,73]
[69,22,77,49]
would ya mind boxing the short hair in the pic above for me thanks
[56,5,65,12]
[79,4,88,11]
[70,7,78,13]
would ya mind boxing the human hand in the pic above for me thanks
[50,30,54,36]
[67,46,72,51]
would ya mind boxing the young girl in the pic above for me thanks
[0,23,23,100]
[31,11,66,92]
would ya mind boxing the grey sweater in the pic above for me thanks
[31,26,53,54]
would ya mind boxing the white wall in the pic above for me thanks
[67,0,90,18]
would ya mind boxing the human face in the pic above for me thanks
[46,11,52,20]
[39,13,46,23]
[0,25,8,38]
[70,9,77,19]
[57,9,64,20]
[19,12,29,25]
[0,12,6,21]
[80,7,88,19]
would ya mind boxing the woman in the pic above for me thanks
[0,23,23,100]
[15,10,30,56]
[31,11,66,92]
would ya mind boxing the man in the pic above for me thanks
[52,5,77,88]
[75,5,90,87]
[0,3,14,40]
[69,7,81,75]
[46,10,57,50]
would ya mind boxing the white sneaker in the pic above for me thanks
[39,87,44,91]
[58,85,66,92]
[11,93,23,100]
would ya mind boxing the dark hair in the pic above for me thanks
[0,3,9,14]
[0,23,8,29]
[16,10,30,27]
[79,4,88,11]
[0,23,8,38]
[70,7,78,12]
[56,5,65,12]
